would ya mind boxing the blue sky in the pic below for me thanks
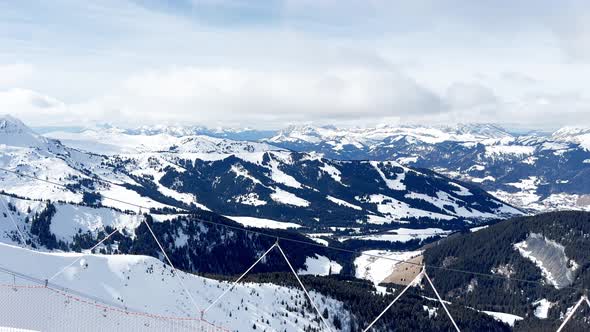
[0,0,589,129]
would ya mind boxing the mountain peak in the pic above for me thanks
[0,114,48,148]
[448,123,512,138]
[0,114,34,135]
[551,126,590,150]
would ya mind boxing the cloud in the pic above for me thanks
[112,65,444,127]
[550,1,590,62]
[1,1,590,130]
[0,64,34,88]
[0,89,68,125]
[445,82,498,110]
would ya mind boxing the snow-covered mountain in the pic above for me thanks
[264,124,590,212]
[267,123,514,149]
[0,115,575,331]
[45,127,281,155]
[550,126,590,150]
[2,116,521,230]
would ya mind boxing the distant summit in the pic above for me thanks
[0,114,49,148]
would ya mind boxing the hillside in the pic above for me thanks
[1,115,521,230]
[0,242,348,331]
[264,124,590,213]
[423,211,590,331]
[0,241,512,332]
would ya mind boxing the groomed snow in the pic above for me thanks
[0,243,348,332]
[319,162,344,184]
[343,228,451,243]
[354,250,422,285]
[326,195,362,210]
[270,188,310,207]
[370,161,406,191]
[533,299,553,319]
[268,158,302,188]
[224,216,301,229]
[482,311,523,327]
[358,194,454,222]
[50,204,143,241]
[298,255,342,276]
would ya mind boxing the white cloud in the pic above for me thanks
[550,2,590,62]
[0,64,34,88]
[446,82,498,110]
[105,65,442,127]
[0,89,70,125]
[0,1,589,129]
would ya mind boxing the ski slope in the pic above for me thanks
[0,243,349,331]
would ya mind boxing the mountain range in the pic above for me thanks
[42,121,590,213]
[1,115,520,232]
[265,124,590,213]
[2,114,589,331]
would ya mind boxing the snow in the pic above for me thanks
[132,167,204,209]
[449,182,473,196]
[507,176,538,191]
[484,145,534,157]
[99,185,171,212]
[533,299,553,319]
[551,126,590,150]
[482,311,523,327]
[492,176,541,208]
[268,157,302,188]
[514,233,577,289]
[0,243,348,332]
[0,327,39,332]
[358,194,454,222]
[344,228,451,243]
[326,195,362,210]
[309,237,328,246]
[467,164,486,171]
[470,225,489,232]
[50,204,143,241]
[270,188,310,207]
[405,191,496,219]
[269,123,513,148]
[230,164,262,185]
[354,250,422,285]
[396,156,418,164]
[370,161,406,191]
[224,216,301,229]
[46,129,280,155]
[298,255,342,276]
[471,176,496,183]
[319,162,343,184]
[423,305,438,318]
[234,193,267,206]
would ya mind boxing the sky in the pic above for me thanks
[0,0,589,130]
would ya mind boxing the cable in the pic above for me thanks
[424,270,461,332]
[0,194,30,246]
[48,227,121,282]
[141,214,201,316]
[1,166,588,293]
[362,268,425,332]
[203,243,277,315]
[556,295,589,332]
[0,167,154,211]
[277,243,333,332]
